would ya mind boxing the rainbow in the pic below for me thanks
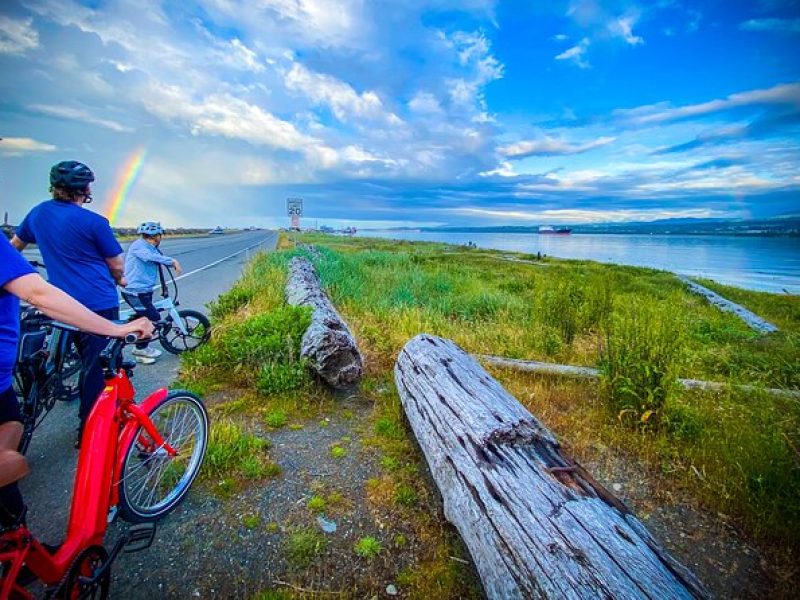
[104,147,147,225]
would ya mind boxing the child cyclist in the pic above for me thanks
[122,222,182,364]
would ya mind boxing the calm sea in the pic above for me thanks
[356,231,800,295]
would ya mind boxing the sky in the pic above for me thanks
[1,0,799,229]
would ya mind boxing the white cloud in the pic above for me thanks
[499,135,615,158]
[28,104,133,132]
[740,18,800,33]
[284,62,401,124]
[608,15,643,45]
[555,37,590,68]
[0,16,39,55]
[0,136,57,156]
[408,91,443,115]
[615,82,800,125]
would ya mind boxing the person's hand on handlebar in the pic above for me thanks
[171,259,182,275]
[116,317,155,341]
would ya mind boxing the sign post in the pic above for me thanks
[287,198,303,230]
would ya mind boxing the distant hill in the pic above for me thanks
[373,216,800,236]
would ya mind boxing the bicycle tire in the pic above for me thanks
[16,378,39,455]
[118,390,208,523]
[158,309,211,354]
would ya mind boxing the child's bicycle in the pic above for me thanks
[120,265,210,354]
[0,325,209,599]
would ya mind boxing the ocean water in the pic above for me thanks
[356,231,800,294]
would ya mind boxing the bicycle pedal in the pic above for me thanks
[123,523,157,553]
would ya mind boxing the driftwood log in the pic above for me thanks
[395,334,709,599]
[285,256,363,388]
[480,354,800,399]
[677,275,778,333]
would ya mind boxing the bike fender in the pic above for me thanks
[111,388,169,506]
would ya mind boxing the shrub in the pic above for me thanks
[598,302,684,427]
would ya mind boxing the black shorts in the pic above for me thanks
[0,386,22,425]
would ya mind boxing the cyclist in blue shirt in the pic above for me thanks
[0,236,152,526]
[10,161,127,446]
[122,222,182,365]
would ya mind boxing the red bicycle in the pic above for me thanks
[0,328,209,599]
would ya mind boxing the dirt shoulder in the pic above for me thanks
[106,383,795,600]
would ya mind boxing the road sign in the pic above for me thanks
[287,198,303,217]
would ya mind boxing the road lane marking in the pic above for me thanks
[169,236,273,283]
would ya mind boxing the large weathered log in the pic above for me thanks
[285,256,363,388]
[395,334,709,600]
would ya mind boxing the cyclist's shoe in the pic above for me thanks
[132,347,161,360]
[132,353,156,365]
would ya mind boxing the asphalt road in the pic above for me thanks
[19,230,277,548]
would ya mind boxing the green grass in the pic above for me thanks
[306,495,326,513]
[285,529,328,568]
[202,420,276,486]
[186,232,798,591]
[283,234,799,547]
[354,536,383,559]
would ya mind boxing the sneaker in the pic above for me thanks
[132,346,162,359]
[133,354,156,365]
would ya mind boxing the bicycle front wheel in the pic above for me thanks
[119,390,208,523]
[159,310,211,354]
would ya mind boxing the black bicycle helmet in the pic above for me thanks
[49,160,95,191]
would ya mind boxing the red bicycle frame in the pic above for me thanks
[0,367,174,599]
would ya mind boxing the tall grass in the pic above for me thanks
[598,300,684,427]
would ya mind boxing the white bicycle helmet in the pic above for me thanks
[137,221,163,235]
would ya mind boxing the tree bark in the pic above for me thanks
[285,256,363,388]
[395,334,709,600]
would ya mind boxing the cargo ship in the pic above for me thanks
[538,225,572,235]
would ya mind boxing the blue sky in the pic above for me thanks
[1,0,798,228]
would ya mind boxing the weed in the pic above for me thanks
[307,495,326,513]
[265,409,288,428]
[598,301,684,427]
[207,287,254,319]
[285,529,327,567]
[394,484,418,507]
[265,522,280,534]
[203,420,272,483]
[242,513,261,529]
[393,534,407,547]
[330,446,347,458]
[380,455,400,471]
[354,536,383,559]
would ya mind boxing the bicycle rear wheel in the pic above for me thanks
[118,390,208,523]
[159,310,210,354]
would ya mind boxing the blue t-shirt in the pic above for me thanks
[16,200,122,311]
[0,237,36,392]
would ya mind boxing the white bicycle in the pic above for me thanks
[120,266,210,354]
